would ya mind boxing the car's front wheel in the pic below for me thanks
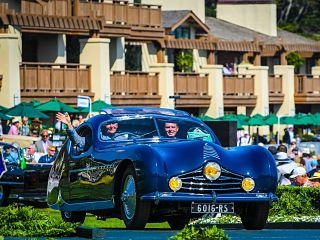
[0,185,9,206]
[240,202,270,230]
[61,211,86,224]
[120,165,150,229]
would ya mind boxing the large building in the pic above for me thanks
[0,0,319,118]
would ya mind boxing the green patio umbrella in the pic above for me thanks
[216,114,244,129]
[247,116,266,126]
[236,114,250,126]
[264,113,278,126]
[0,105,8,112]
[0,112,11,120]
[77,100,113,113]
[197,115,216,121]
[281,114,314,125]
[312,113,320,125]
[4,102,49,119]
[29,100,42,107]
[36,99,77,113]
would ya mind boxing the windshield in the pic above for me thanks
[99,116,215,143]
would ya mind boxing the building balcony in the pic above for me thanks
[268,74,284,104]
[294,74,320,104]
[17,0,163,38]
[20,62,93,106]
[223,74,257,107]
[110,71,161,106]
[174,73,211,108]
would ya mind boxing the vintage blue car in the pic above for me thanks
[47,107,278,230]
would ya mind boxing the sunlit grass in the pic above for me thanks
[39,208,170,229]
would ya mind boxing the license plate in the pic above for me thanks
[191,202,234,213]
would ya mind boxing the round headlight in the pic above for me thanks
[242,177,255,192]
[203,162,221,181]
[169,177,182,192]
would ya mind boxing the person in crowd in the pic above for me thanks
[25,144,43,163]
[35,129,53,154]
[277,144,288,153]
[302,151,314,174]
[164,122,179,138]
[293,155,304,168]
[30,118,42,137]
[222,63,231,75]
[55,119,66,132]
[78,115,85,125]
[8,119,20,135]
[19,117,30,136]
[237,131,252,146]
[72,119,80,128]
[307,159,319,177]
[283,125,295,145]
[290,166,320,187]
[38,145,57,164]
[0,120,3,136]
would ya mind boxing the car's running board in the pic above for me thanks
[49,199,114,212]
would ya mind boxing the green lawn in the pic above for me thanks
[39,208,170,229]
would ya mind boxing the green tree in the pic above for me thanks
[175,50,193,72]
[286,52,304,71]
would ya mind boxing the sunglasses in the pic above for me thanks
[42,135,49,138]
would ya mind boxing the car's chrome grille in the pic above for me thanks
[177,167,244,194]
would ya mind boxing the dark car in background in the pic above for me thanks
[47,107,278,230]
[0,143,52,206]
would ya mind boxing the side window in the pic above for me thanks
[72,125,93,155]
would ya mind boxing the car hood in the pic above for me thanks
[150,139,276,178]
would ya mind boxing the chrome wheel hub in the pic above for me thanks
[121,175,136,220]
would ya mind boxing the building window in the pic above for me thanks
[125,45,142,71]
[174,27,190,39]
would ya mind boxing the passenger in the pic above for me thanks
[38,145,57,164]
[101,122,119,140]
[25,144,43,163]
[35,129,53,154]
[56,112,86,148]
[3,145,19,165]
[164,122,179,138]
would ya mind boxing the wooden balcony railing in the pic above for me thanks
[110,71,160,106]
[268,74,284,104]
[268,74,282,93]
[21,0,72,17]
[20,62,91,93]
[20,0,161,27]
[173,73,210,108]
[294,74,320,104]
[111,71,159,95]
[295,75,320,94]
[174,73,208,96]
[76,0,161,27]
[223,74,254,96]
[223,74,256,107]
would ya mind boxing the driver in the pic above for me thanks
[101,122,119,140]
[164,122,179,138]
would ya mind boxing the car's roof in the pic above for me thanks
[100,106,190,118]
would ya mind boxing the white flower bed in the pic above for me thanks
[190,214,320,225]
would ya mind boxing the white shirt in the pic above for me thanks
[237,135,252,146]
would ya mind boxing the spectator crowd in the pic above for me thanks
[1,114,86,166]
